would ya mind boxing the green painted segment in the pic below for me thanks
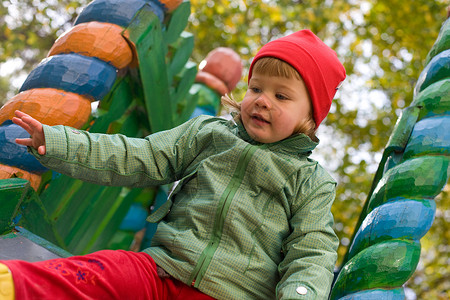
[128,2,198,133]
[425,18,450,64]
[75,187,125,254]
[195,84,222,113]
[412,79,450,120]
[106,230,135,250]
[64,185,122,253]
[40,174,84,218]
[128,7,173,133]
[163,1,191,45]
[367,156,449,214]
[384,106,421,157]
[330,239,421,300]
[171,61,198,123]
[0,178,28,234]
[167,31,195,82]
[176,84,201,126]
[89,76,135,134]
[16,185,67,249]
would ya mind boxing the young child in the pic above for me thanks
[1,29,345,300]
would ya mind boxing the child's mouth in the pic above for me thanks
[252,115,270,124]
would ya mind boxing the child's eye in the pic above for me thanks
[276,93,288,100]
[251,87,262,93]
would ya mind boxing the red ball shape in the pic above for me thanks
[200,47,243,92]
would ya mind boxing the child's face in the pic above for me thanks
[241,71,312,143]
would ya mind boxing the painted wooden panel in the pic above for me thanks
[48,22,133,69]
[0,88,91,128]
[0,178,28,234]
[19,54,117,100]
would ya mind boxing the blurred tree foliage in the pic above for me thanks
[0,0,448,298]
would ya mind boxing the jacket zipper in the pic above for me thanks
[188,144,257,287]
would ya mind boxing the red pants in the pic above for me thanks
[1,250,215,300]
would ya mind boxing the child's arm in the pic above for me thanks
[277,169,339,300]
[12,110,46,155]
[12,110,214,188]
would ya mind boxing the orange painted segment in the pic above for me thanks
[48,22,133,69]
[159,0,183,12]
[0,88,91,128]
[0,164,42,191]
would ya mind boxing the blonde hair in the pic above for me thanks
[221,57,317,141]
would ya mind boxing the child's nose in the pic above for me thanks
[255,94,272,109]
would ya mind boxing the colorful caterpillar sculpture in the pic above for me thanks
[330,15,450,299]
[0,0,241,254]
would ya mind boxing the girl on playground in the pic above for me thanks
[1,29,345,299]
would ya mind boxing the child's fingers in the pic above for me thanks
[12,111,43,135]
[12,117,33,134]
[15,137,33,147]
[14,110,32,119]
[14,110,41,129]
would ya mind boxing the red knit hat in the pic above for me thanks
[248,30,346,128]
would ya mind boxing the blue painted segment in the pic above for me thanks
[119,203,148,232]
[0,121,48,173]
[190,106,216,118]
[20,54,117,100]
[414,49,450,95]
[141,186,168,249]
[74,0,164,27]
[337,288,405,300]
[348,199,436,259]
[404,116,450,159]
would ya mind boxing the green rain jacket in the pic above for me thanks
[34,115,339,300]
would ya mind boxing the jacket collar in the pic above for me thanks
[230,113,319,156]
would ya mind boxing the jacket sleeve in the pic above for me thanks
[30,116,214,188]
[276,165,339,300]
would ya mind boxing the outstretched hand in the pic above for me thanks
[12,110,46,155]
